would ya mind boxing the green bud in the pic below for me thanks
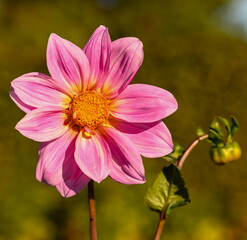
[163,142,185,163]
[196,127,205,137]
[210,141,241,165]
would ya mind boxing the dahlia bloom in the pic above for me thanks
[10,26,177,197]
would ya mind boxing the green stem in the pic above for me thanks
[88,180,97,240]
[153,134,209,240]
[177,134,209,170]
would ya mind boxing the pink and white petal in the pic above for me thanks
[11,72,71,110]
[75,131,111,183]
[10,88,35,113]
[110,160,146,184]
[36,129,77,185]
[83,25,111,89]
[47,34,90,94]
[56,171,90,198]
[16,107,68,142]
[111,119,173,158]
[102,127,145,183]
[103,37,143,98]
[110,84,178,123]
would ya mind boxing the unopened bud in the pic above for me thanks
[210,141,241,165]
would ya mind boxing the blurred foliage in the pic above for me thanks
[0,0,247,239]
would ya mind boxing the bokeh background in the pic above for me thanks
[0,0,246,239]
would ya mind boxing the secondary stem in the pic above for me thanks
[177,134,209,169]
[88,180,97,240]
[153,133,209,240]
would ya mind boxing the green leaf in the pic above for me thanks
[231,115,239,137]
[162,156,177,164]
[196,127,205,137]
[170,142,185,159]
[210,118,223,137]
[208,116,240,145]
[208,129,224,145]
[145,164,190,217]
[163,142,185,163]
[218,117,231,135]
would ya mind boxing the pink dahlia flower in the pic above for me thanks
[10,26,178,197]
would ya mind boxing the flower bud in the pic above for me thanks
[210,141,241,165]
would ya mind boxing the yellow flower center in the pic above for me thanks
[70,91,109,130]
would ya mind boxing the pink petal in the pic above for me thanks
[56,171,90,198]
[103,37,143,98]
[10,72,71,111]
[110,84,178,123]
[47,33,90,95]
[83,25,111,89]
[10,88,35,113]
[111,119,173,158]
[110,162,146,184]
[102,127,145,184]
[75,131,111,183]
[16,107,68,142]
[36,130,78,185]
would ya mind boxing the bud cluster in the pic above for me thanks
[208,116,241,165]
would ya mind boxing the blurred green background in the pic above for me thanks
[0,0,246,239]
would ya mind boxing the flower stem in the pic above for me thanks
[88,180,97,240]
[153,134,209,240]
[177,134,209,169]
[153,207,167,240]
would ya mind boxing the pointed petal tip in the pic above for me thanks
[15,121,21,131]
[138,175,146,183]
[56,184,71,198]
[169,95,179,115]
[92,178,103,184]
[48,33,64,46]
[131,38,143,48]
[73,163,109,184]
[137,39,143,47]
[110,173,146,185]
[49,33,59,40]
[98,25,108,30]
[142,178,146,184]
[48,34,59,45]
[35,170,42,183]
[89,25,109,37]
[55,173,91,198]
[9,87,14,98]
[91,175,107,184]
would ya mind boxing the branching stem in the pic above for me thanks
[153,133,209,240]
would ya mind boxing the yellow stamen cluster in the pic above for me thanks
[69,91,108,130]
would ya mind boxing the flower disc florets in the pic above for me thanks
[70,90,109,130]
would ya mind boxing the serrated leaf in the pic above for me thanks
[145,164,190,217]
